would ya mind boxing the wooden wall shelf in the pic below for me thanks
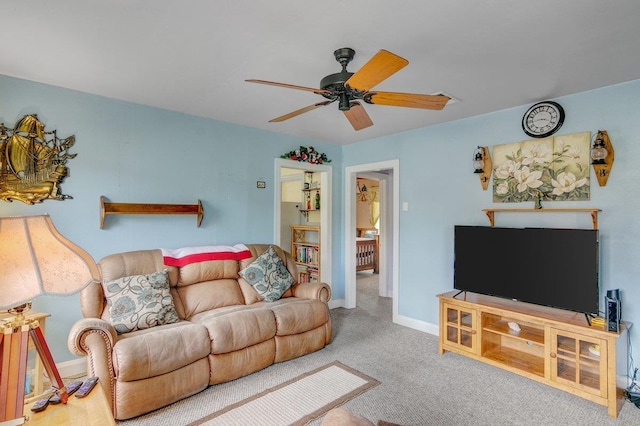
[100,196,203,229]
[482,208,601,229]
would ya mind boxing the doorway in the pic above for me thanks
[355,172,386,296]
[274,158,332,286]
[345,160,399,321]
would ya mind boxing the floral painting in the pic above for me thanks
[492,132,590,203]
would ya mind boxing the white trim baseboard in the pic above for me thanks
[329,300,439,337]
[395,314,439,336]
[328,299,344,310]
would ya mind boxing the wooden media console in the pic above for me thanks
[438,291,630,418]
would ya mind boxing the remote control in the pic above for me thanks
[49,380,84,404]
[75,377,99,398]
[30,396,51,413]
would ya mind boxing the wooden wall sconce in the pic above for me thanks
[591,130,614,186]
[473,146,492,190]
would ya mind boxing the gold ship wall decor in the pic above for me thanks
[0,114,77,204]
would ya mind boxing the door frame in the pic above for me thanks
[274,158,332,285]
[344,159,399,321]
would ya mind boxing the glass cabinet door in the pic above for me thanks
[550,329,607,397]
[444,304,477,353]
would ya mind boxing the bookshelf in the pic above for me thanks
[291,225,320,283]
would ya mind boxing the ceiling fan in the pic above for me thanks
[246,48,450,131]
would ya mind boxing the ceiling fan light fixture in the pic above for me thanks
[334,47,355,69]
[339,93,351,111]
[248,47,450,131]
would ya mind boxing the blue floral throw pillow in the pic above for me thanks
[104,269,179,334]
[239,246,294,302]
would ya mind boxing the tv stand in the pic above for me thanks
[438,291,630,418]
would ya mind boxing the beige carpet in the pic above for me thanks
[186,361,379,426]
[115,272,640,425]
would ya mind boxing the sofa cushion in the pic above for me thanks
[269,299,330,336]
[113,321,210,381]
[177,259,241,286]
[191,307,276,354]
[103,270,179,334]
[208,339,276,384]
[95,249,180,321]
[177,278,245,320]
[239,244,298,304]
[238,245,294,302]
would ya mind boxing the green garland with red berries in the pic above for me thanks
[281,146,331,164]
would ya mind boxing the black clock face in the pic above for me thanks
[522,101,565,138]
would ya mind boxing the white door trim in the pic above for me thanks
[344,160,399,322]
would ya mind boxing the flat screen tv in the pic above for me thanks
[454,225,599,315]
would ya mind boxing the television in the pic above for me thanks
[453,225,599,315]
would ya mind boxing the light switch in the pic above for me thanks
[402,202,409,211]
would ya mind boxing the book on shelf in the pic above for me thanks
[298,267,318,283]
[295,246,318,265]
[298,271,310,283]
[298,271,318,283]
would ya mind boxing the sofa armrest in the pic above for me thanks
[67,318,118,413]
[68,318,117,357]
[292,282,331,303]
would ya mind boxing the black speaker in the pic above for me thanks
[605,297,621,332]
[606,289,621,318]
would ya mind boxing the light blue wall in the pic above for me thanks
[0,74,342,362]
[344,79,640,344]
[3,74,640,362]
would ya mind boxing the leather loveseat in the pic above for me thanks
[68,244,331,420]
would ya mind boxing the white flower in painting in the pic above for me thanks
[513,166,543,192]
[496,182,509,195]
[522,143,552,166]
[551,172,588,195]
[567,145,581,160]
[494,160,519,179]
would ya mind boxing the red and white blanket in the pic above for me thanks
[161,244,252,267]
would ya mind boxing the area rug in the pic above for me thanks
[186,361,380,426]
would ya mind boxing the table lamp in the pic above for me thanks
[0,214,100,425]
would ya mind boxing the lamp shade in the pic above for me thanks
[0,214,100,310]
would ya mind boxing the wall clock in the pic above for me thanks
[522,101,565,138]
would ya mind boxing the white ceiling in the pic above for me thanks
[2,1,640,145]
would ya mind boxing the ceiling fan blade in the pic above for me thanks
[269,100,333,122]
[364,91,450,110]
[343,102,373,131]
[344,50,409,92]
[246,79,331,95]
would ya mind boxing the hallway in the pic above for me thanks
[356,271,391,321]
